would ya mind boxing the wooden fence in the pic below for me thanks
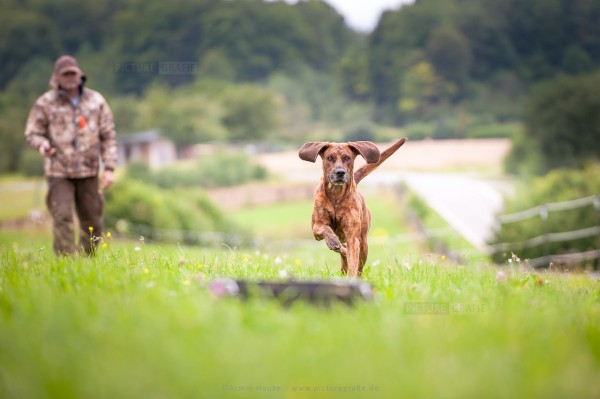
[492,194,600,268]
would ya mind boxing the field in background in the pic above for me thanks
[0,179,46,221]
[231,188,412,240]
[228,188,433,275]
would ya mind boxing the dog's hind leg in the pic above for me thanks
[358,240,368,276]
[340,254,348,275]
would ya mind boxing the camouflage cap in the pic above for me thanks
[54,55,82,75]
[50,55,85,89]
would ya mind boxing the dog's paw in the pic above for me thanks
[325,236,343,252]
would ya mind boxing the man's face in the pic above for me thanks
[57,70,81,92]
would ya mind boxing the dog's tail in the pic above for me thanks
[354,138,407,184]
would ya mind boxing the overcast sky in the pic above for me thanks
[267,0,414,33]
[324,0,414,32]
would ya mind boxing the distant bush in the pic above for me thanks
[491,164,600,265]
[467,122,521,139]
[403,122,434,140]
[523,72,600,173]
[104,178,244,245]
[403,118,520,142]
[19,150,44,177]
[192,152,268,187]
[504,130,544,177]
[343,126,375,142]
[407,190,430,221]
[125,152,268,189]
[124,162,152,182]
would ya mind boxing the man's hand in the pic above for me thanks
[39,142,55,157]
[102,169,115,189]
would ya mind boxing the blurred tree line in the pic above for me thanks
[1,0,599,176]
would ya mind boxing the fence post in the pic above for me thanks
[595,195,600,251]
[540,204,549,258]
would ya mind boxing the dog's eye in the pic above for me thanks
[327,155,335,162]
[342,155,351,162]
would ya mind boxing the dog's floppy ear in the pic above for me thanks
[348,141,381,164]
[299,142,330,163]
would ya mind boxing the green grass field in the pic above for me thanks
[1,192,599,398]
[0,178,46,220]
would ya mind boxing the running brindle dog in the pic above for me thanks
[299,138,407,277]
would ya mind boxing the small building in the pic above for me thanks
[117,129,177,169]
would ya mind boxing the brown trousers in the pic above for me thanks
[46,176,104,255]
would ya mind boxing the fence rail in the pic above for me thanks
[493,193,600,268]
[527,249,600,269]
[492,225,600,252]
[498,194,600,224]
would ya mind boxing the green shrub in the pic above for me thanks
[194,152,267,187]
[343,126,375,142]
[407,190,430,221]
[525,72,600,172]
[403,122,434,140]
[504,130,544,177]
[18,150,44,177]
[467,122,521,139]
[123,152,268,189]
[124,162,152,182]
[104,178,243,245]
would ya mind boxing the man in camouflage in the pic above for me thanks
[25,55,118,255]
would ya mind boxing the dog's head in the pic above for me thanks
[299,141,380,185]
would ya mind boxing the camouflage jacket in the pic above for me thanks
[25,85,117,178]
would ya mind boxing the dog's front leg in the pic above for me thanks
[345,236,361,277]
[314,225,349,274]
[313,223,343,252]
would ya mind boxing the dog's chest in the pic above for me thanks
[327,196,363,230]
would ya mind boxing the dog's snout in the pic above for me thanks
[328,166,348,185]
